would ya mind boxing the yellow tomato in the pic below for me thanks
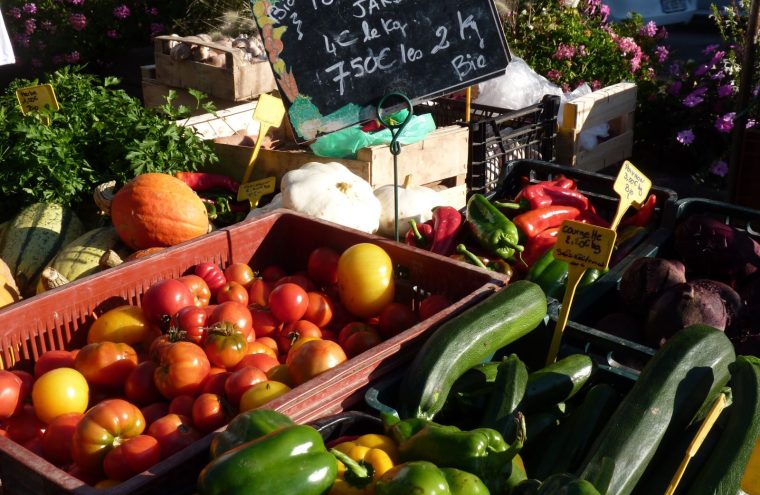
[266,364,293,387]
[337,243,394,318]
[87,305,154,346]
[239,381,291,411]
[32,368,89,424]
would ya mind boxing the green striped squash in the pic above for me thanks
[0,203,85,296]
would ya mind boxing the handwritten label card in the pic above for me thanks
[237,176,276,207]
[252,0,510,141]
[16,84,60,115]
[611,160,652,230]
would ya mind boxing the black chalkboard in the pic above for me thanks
[252,0,511,142]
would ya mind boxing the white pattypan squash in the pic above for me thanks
[374,177,445,238]
[280,162,381,234]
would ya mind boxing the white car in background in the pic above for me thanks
[605,0,698,25]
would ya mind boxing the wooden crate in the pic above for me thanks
[153,35,276,102]
[556,82,637,172]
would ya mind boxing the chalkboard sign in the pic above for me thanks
[252,0,511,142]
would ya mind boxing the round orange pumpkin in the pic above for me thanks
[111,173,209,250]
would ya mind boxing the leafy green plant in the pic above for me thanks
[0,66,219,222]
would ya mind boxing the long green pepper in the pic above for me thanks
[466,194,524,260]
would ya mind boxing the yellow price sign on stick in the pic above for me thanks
[238,176,276,208]
[610,160,652,231]
[16,84,60,125]
[240,94,286,187]
[547,220,617,365]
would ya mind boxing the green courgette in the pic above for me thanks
[481,354,528,441]
[519,354,594,413]
[400,280,547,420]
[687,356,760,495]
[578,325,735,495]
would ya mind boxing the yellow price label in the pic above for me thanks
[611,160,652,230]
[237,176,276,205]
[16,84,60,115]
[253,93,286,128]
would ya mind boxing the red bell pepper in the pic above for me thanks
[576,209,612,228]
[520,227,560,270]
[513,206,581,239]
[405,219,434,248]
[428,207,463,256]
[620,194,657,228]
[175,172,240,194]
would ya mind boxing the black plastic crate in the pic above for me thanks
[418,95,560,196]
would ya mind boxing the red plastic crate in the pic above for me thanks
[0,210,507,495]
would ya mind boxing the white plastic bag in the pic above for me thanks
[476,57,563,110]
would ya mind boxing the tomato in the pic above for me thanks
[278,320,322,353]
[34,349,76,377]
[103,435,161,481]
[168,395,195,419]
[244,341,277,360]
[6,404,46,444]
[192,393,232,433]
[41,412,82,465]
[154,341,211,399]
[251,308,280,338]
[337,243,395,318]
[203,323,248,369]
[308,247,340,287]
[261,265,286,283]
[140,402,169,428]
[266,365,293,387]
[11,369,33,403]
[194,262,227,292]
[342,328,382,358]
[224,263,255,288]
[0,370,24,419]
[148,330,186,363]
[256,336,279,352]
[239,381,292,411]
[268,283,309,323]
[216,281,249,306]
[87,305,156,348]
[125,361,163,406]
[302,291,334,327]
[223,366,268,408]
[201,371,231,396]
[174,305,208,345]
[146,413,201,459]
[321,329,338,342]
[74,342,138,390]
[32,368,89,424]
[71,398,145,475]
[233,353,279,374]
[418,294,451,321]
[378,302,418,339]
[248,278,273,308]
[338,322,376,346]
[287,339,347,386]
[208,301,253,339]
[142,279,194,327]
[275,274,316,293]
[177,274,212,308]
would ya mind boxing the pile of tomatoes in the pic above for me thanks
[0,242,449,487]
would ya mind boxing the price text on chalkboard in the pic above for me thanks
[252,0,510,141]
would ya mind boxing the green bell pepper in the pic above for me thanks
[209,408,295,458]
[441,467,491,495]
[375,461,451,495]
[526,248,602,299]
[514,473,601,495]
[197,423,337,495]
[466,194,524,260]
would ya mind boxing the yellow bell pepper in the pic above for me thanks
[742,436,760,495]
[329,434,397,495]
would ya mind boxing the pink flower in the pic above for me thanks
[703,44,720,55]
[69,13,87,31]
[22,3,37,14]
[683,87,708,107]
[630,52,643,72]
[715,112,736,133]
[694,64,709,76]
[639,21,658,37]
[717,84,734,98]
[710,160,728,177]
[546,69,562,81]
[647,67,656,79]
[599,4,610,22]
[578,45,588,57]
[676,129,695,145]
[107,29,120,38]
[25,19,36,35]
[655,45,669,63]
[150,22,165,37]
[590,80,602,90]
[68,0,84,5]
[747,119,758,129]
[13,33,31,47]
[616,37,638,55]
[711,70,725,81]
[145,6,159,15]
[8,7,21,19]
[65,51,80,63]
[709,50,725,66]
[554,43,576,61]
[113,5,130,19]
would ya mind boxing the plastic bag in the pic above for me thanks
[309,110,436,159]
[559,83,609,151]
[476,57,563,110]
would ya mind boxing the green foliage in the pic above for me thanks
[0,66,218,222]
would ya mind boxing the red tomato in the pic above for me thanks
[338,322,377,346]
[275,275,316,293]
[266,365,293,387]
[0,370,24,419]
[302,292,334,327]
[176,274,211,308]
[261,265,286,283]
[224,367,267,408]
[148,330,187,363]
[256,336,279,353]
[41,412,82,465]
[203,323,248,369]
[6,404,46,444]
[103,434,161,481]
[418,294,450,321]
[251,308,280,338]
[71,399,145,475]
[34,349,76,377]
[278,320,322,353]
[377,302,418,339]
[154,342,211,399]
[269,283,309,324]
[245,341,278,360]
[140,402,169,428]
[224,263,255,288]
[201,371,231,396]
[125,361,163,406]
[194,262,227,293]
[192,393,232,433]
[248,279,273,308]
[216,281,249,306]
[285,337,322,365]
[208,301,253,339]
[23,436,44,457]
[147,414,201,459]
[233,354,279,374]
[342,328,383,358]
[308,247,340,287]
[11,369,33,403]
[174,306,208,345]
[321,329,338,342]
[74,342,138,390]
[141,279,194,327]
[287,340,347,386]
[168,395,195,419]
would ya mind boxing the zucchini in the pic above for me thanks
[480,354,528,441]
[578,325,735,495]
[519,354,594,413]
[688,356,760,495]
[400,280,547,420]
